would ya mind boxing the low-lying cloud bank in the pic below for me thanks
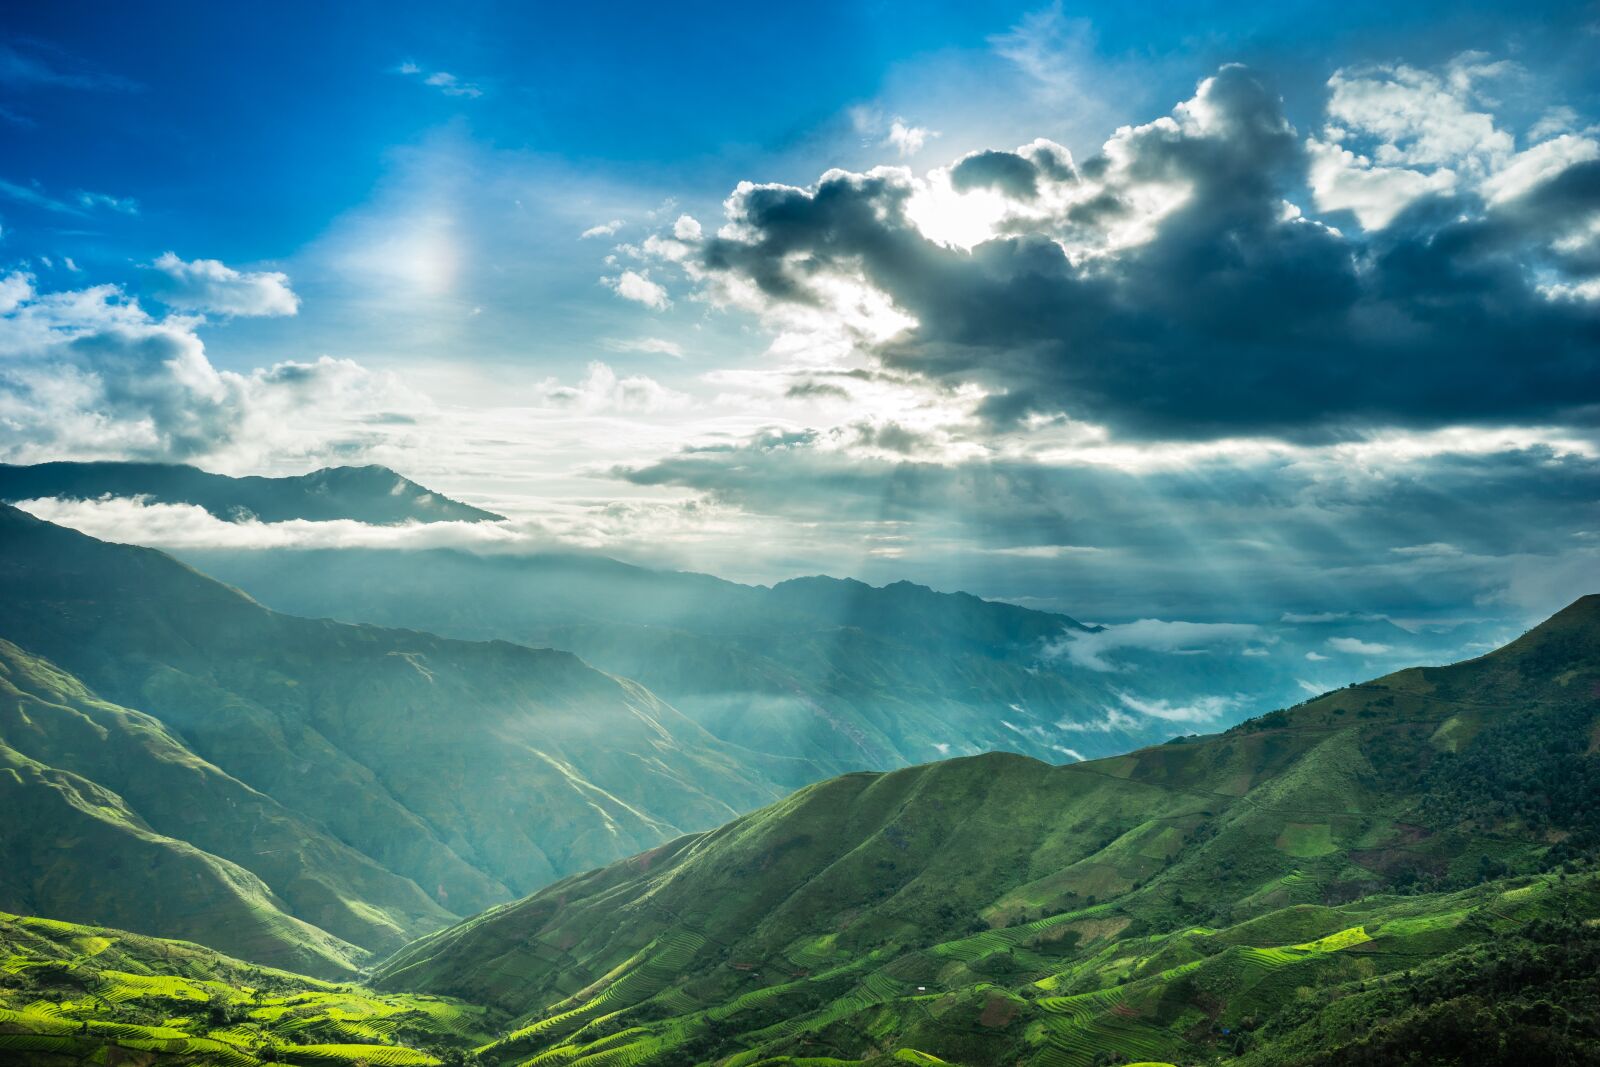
[13,496,531,551]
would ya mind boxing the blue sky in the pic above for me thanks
[2,0,1599,629]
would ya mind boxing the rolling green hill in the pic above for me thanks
[0,504,809,974]
[0,461,503,524]
[367,595,1600,1066]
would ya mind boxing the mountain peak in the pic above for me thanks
[0,460,503,525]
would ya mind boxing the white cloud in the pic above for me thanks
[605,269,670,309]
[150,252,300,317]
[1304,651,1329,661]
[1327,636,1391,655]
[1057,706,1141,732]
[1309,53,1597,224]
[1114,691,1239,723]
[887,119,935,158]
[395,61,482,98]
[540,361,688,413]
[672,214,703,241]
[0,272,412,466]
[1482,133,1600,204]
[1045,619,1262,672]
[582,219,624,239]
[605,337,685,359]
[14,496,524,551]
[76,190,139,215]
[1306,138,1457,229]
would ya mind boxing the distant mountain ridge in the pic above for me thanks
[0,460,503,523]
[182,546,1137,771]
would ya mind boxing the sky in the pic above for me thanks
[2,0,1599,626]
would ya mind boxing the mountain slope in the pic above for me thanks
[180,547,1149,771]
[0,640,453,973]
[0,461,502,523]
[373,595,1600,1066]
[0,504,803,972]
[0,909,503,1065]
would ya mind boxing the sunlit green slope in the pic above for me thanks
[372,595,1600,1065]
[0,909,504,1066]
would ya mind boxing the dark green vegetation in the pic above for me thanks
[0,910,503,1066]
[0,462,503,523]
[363,595,1600,1066]
[0,504,803,974]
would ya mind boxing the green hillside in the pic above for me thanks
[0,909,504,1066]
[368,595,1600,1066]
[0,504,807,973]
[0,639,451,975]
[0,461,503,524]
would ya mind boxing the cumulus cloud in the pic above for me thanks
[0,272,411,465]
[582,219,624,239]
[679,59,1600,440]
[605,269,670,309]
[149,252,300,317]
[540,361,688,413]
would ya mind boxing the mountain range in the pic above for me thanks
[0,593,1595,1065]
[0,463,1593,1066]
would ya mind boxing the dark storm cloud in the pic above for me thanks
[698,66,1600,440]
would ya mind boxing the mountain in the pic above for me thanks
[0,639,447,976]
[177,547,1162,769]
[371,596,1600,1066]
[0,461,503,523]
[0,503,803,974]
[176,548,1505,773]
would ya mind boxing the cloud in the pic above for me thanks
[1114,691,1239,723]
[0,272,410,465]
[672,215,703,241]
[1327,636,1391,655]
[149,252,300,317]
[683,59,1600,441]
[605,269,670,309]
[887,119,935,158]
[1305,651,1329,661]
[540,361,688,413]
[395,61,482,98]
[13,496,525,551]
[77,190,139,215]
[582,219,624,239]
[1044,619,1263,671]
[604,337,684,358]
